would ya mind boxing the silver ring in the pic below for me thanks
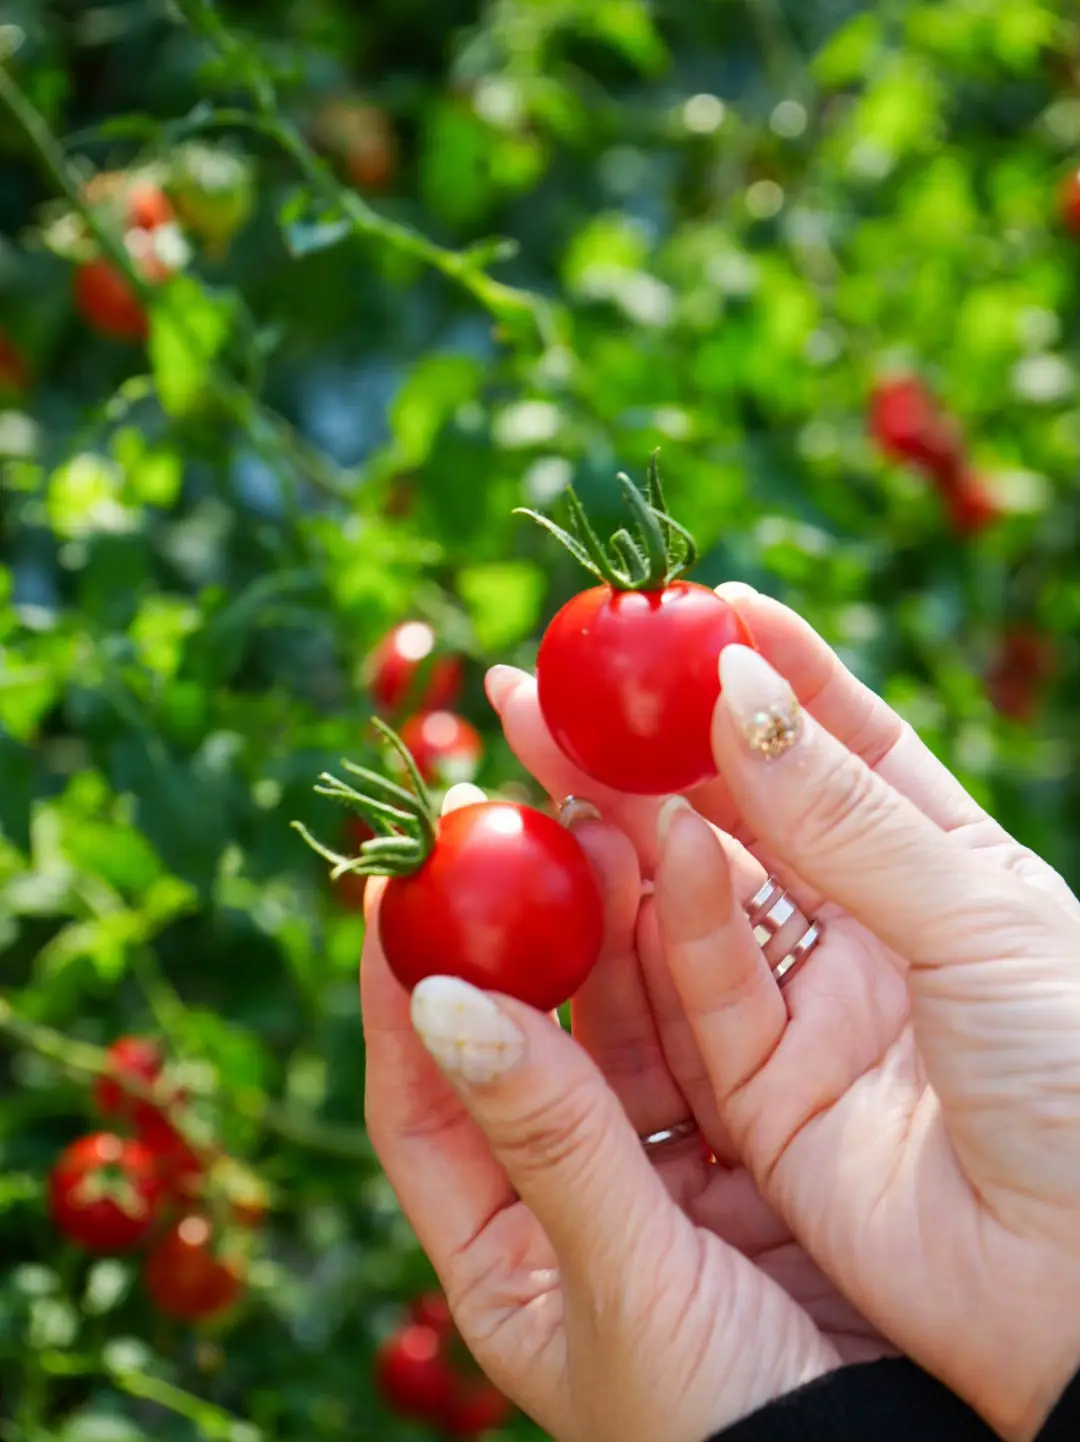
[745,874,825,989]
[640,1119,698,1154]
[771,921,823,987]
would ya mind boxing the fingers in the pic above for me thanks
[565,815,690,1140]
[410,974,682,1298]
[360,882,517,1270]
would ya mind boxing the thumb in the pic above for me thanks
[409,974,680,1295]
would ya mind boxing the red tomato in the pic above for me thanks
[409,1291,454,1338]
[375,1325,456,1421]
[127,182,175,231]
[143,1215,243,1321]
[869,376,964,476]
[400,712,483,787]
[50,1132,165,1253]
[0,332,29,395]
[1060,170,1080,237]
[74,259,153,342]
[536,582,753,796]
[987,628,1056,721]
[442,1376,513,1438]
[942,470,1000,536]
[379,801,603,1010]
[369,622,463,715]
[139,1110,205,1197]
[95,1035,163,1131]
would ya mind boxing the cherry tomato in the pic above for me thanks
[74,257,156,342]
[375,1324,456,1421]
[169,146,255,249]
[50,1132,165,1253]
[0,331,29,395]
[399,712,483,787]
[379,801,603,1011]
[987,628,1056,722]
[313,100,397,192]
[139,1110,205,1197]
[941,469,999,536]
[368,622,463,715]
[536,582,753,796]
[1061,169,1080,237]
[143,1215,243,1321]
[409,1291,454,1338]
[127,182,175,231]
[442,1376,513,1438]
[869,376,964,476]
[95,1035,163,1131]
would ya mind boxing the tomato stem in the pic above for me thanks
[515,451,698,592]
[291,719,438,879]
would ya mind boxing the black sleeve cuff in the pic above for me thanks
[708,1358,1080,1442]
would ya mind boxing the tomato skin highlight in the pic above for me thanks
[143,1215,243,1322]
[379,802,603,1011]
[368,621,463,715]
[50,1132,165,1253]
[375,1325,456,1420]
[536,582,753,796]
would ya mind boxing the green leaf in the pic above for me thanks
[390,354,484,468]
[458,561,545,650]
[149,276,234,418]
[813,12,882,87]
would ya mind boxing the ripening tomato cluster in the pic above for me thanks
[869,374,1000,536]
[47,148,255,343]
[49,1035,263,1322]
[375,1293,512,1438]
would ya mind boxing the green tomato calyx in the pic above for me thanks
[291,718,436,880]
[515,450,698,592]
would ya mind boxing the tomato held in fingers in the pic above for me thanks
[50,1132,165,1253]
[143,1215,244,1321]
[293,725,603,1010]
[399,712,482,787]
[521,455,754,795]
[367,621,463,715]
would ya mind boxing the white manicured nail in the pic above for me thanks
[719,645,802,761]
[411,976,525,1085]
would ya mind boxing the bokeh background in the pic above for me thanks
[2,0,1080,1437]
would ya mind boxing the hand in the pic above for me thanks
[361,780,848,1442]
[644,593,1080,1441]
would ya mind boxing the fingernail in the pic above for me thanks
[657,794,693,849]
[557,795,601,830]
[484,664,524,716]
[714,581,759,604]
[411,976,526,1085]
[441,782,487,816]
[719,645,802,761]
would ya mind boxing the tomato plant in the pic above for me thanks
[49,1132,165,1253]
[399,712,483,787]
[523,458,755,795]
[143,1215,244,1321]
[295,725,603,1011]
[367,621,464,715]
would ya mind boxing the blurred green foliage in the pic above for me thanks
[1,0,1080,1437]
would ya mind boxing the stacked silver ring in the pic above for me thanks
[746,875,822,987]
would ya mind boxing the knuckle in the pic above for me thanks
[492,1086,604,1183]
[788,749,891,860]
